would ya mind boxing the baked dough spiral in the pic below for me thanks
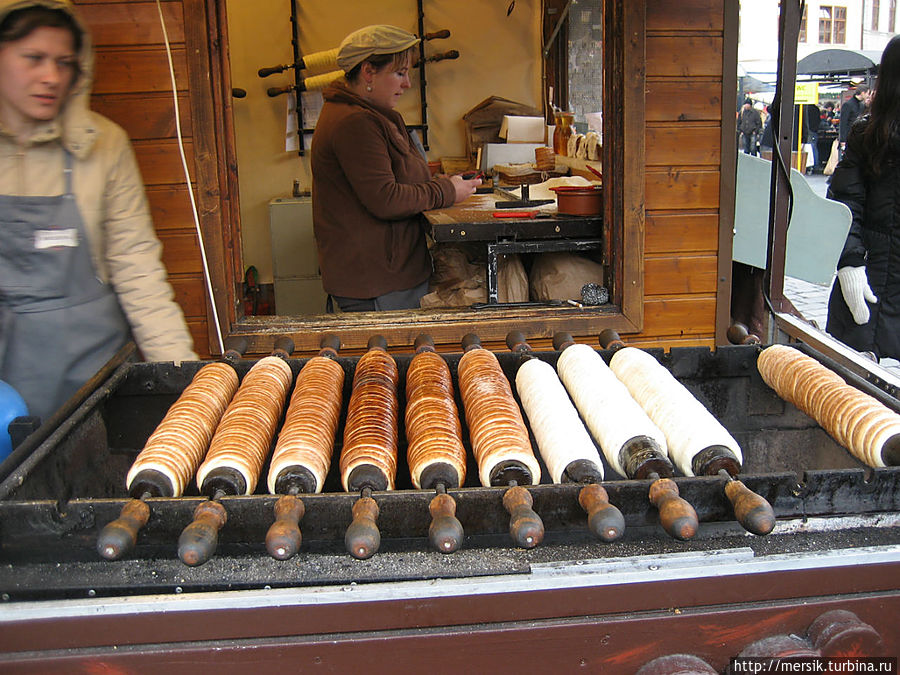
[339,348,400,491]
[757,344,900,468]
[457,347,541,486]
[405,349,467,489]
[195,356,293,495]
[267,355,344,493]
[126,362,239,497]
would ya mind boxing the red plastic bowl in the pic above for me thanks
[550,185,603,215]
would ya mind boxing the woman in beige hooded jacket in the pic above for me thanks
[0,0,196,422]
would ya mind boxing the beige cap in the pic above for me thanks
[336,25,420,73]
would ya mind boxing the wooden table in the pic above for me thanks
[424,191,602,304]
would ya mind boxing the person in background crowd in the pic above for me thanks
[311,25,480,312]
[0,0,196,423]
[826,37,900,360]
[737,98,762,155]
[839,84,870,153]
[804,103,821,172]
[821,101,836,128]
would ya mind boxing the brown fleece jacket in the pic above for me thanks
[310,81,456,299]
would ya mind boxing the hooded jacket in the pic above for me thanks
[0,0,196,361]
[826,117,900,359]
[310,80,456,299]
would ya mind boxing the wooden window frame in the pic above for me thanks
[834,6,847,44]
[189,0,645,354]
[819,7,833,44]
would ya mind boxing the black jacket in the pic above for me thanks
[839,95,865,142]
[826,118,900,359]
[738,107,762,136]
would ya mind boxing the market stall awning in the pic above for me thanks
[797,48,881,77]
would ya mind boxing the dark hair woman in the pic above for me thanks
[826,35,900,360]
[0,0,196,423]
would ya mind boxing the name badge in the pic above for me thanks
[34,228,79,250]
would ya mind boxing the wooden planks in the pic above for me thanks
[639,0,726,346]
[75,0,209,357]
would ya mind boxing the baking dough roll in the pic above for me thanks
[757,344,900,467]
[458,347,541,486]
[267,356,344,493]
[405,350,467,489]
[609,347,743,476]
[127,362,239,497]
[339,348,399,490]
[515,356,602,483]
[196,356,293,495]
[556,343,666,477]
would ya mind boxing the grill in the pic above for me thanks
[1,340,898,671]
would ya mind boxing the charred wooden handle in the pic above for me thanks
[345,496,380,560]
[258,64,290,78]
[578,484,625,542]
[428,492,464,553]
[423,29,450,40]
[649,478,698,541]
[178,500,227,566]
[725,478,775,536]
[97,499,150,560]
[503,486,544,549]
[265,494,305,560]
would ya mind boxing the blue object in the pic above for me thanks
[0,380,29,461]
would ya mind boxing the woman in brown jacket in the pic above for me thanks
[0,0,196,423]
[311,25,480,312]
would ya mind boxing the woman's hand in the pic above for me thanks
[450,175,482,203]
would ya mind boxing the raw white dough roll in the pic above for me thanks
[609,347,742,476]
[127,362,239,497]
[556,343,666,477]
[458,347,541,486]
[267,356,344,493]
[515,357,603,483]
[196,356,293,494]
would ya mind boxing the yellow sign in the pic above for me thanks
[795,82,819,104]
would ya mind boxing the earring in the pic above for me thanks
[366,84,373,92]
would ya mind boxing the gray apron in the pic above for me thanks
[0,151,130,422]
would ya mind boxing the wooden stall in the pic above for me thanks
[4,6,900,671]
[73,0,737,359]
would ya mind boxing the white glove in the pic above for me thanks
[837,266,878,325]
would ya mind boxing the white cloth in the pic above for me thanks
[837,266,878,325]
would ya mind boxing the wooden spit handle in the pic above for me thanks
[345,495,380,560]
[428,491,464,554]
[648,476,698,541]
[265,494,305,560]
[423,29,451,40]
[726,322,761,345]
[503,485,544,549]
[721,470,776,536]
[578,484,625,542]
[96,498,150,560]
[598,328,626,351]
[178,500,227,566]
